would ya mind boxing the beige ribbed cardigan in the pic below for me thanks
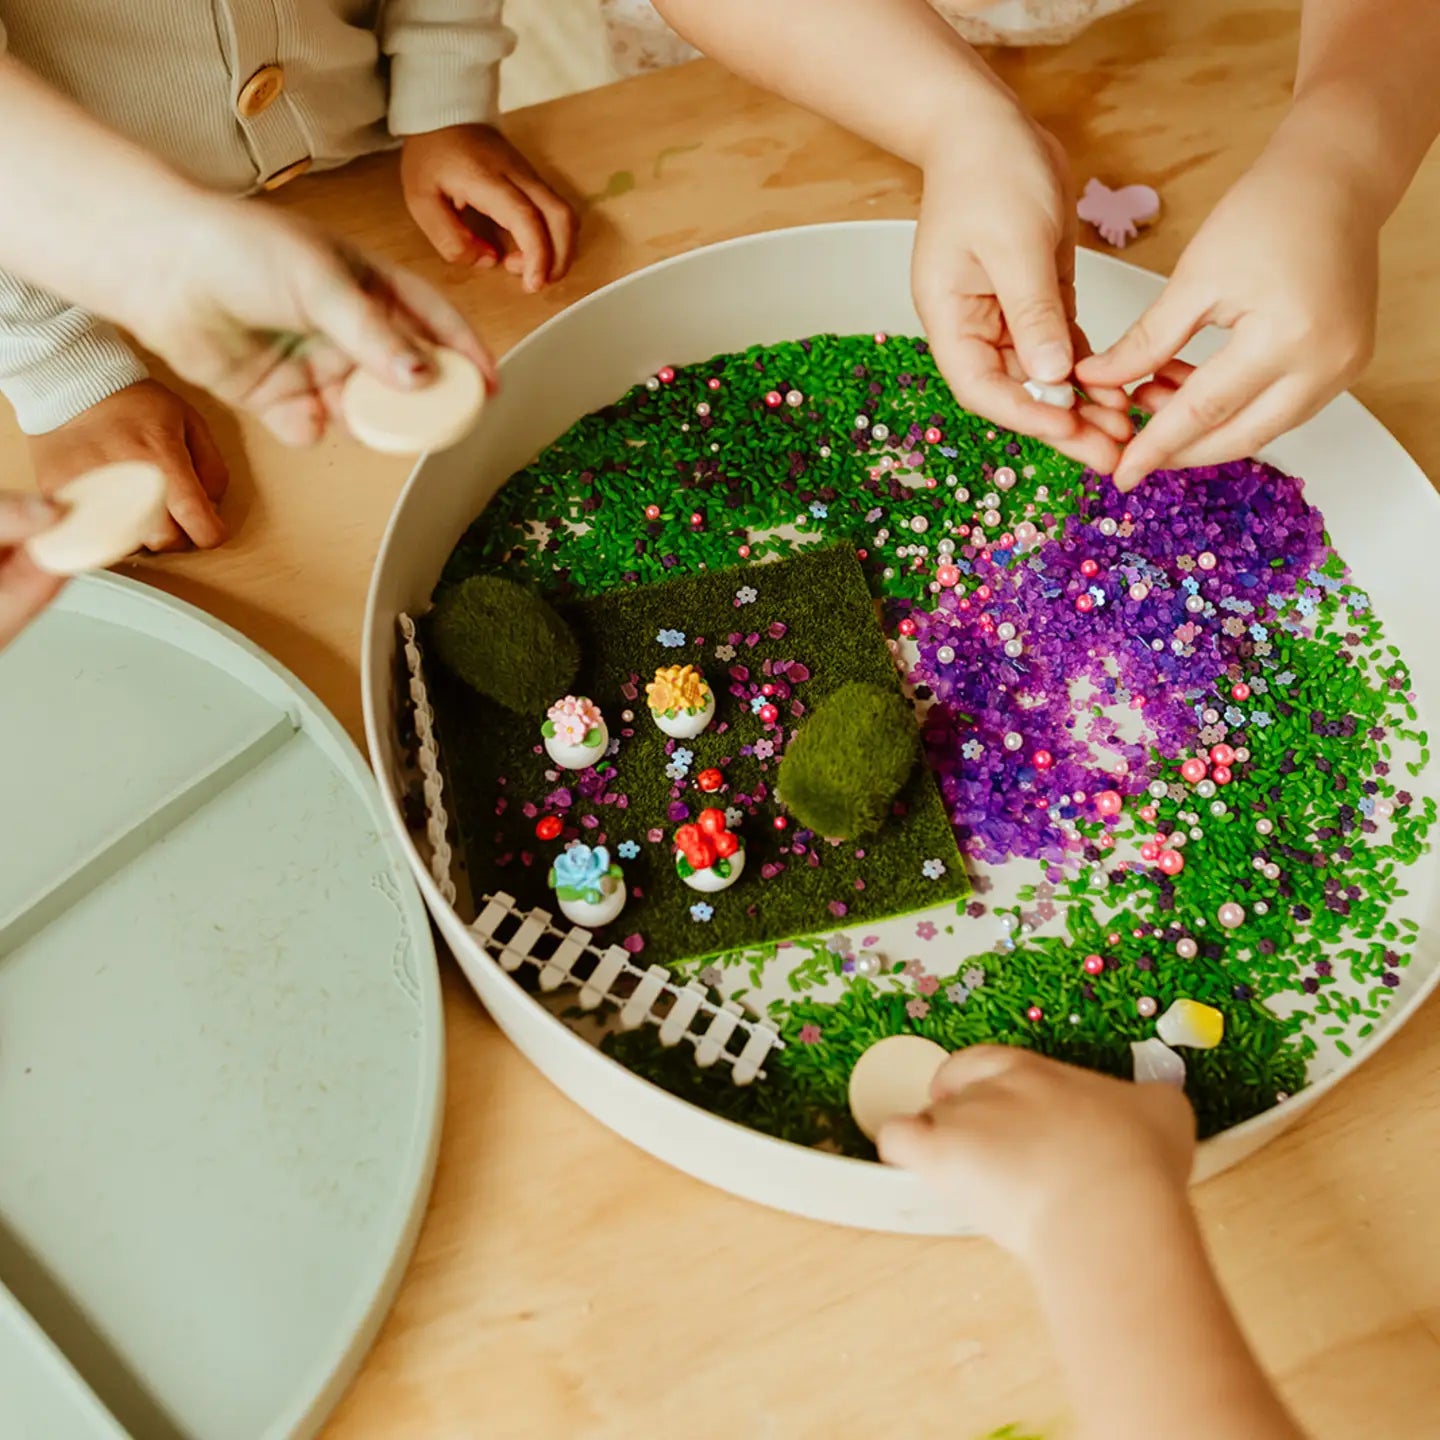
[0,1,515,434]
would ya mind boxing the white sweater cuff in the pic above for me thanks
[388,51,506,134]
[2,321,149,435]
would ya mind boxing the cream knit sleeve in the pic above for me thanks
[0,18,147,434]
[379,0,518,135]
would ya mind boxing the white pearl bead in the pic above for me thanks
[854,951,881,978]
[1185,595,1205,614]
[1256,818,1273,835]
[819,445,831,458]
[982,493,999,509]
[872,422,890,441]
[1168,831,1187,848]
[1148,780,1168,798]
[1176,938,1198,959]
[938,538,955,555]
[1263,863,1280,880]
[1203,709,1220,724]
[936,645,956,665]
[1197,551,1217,570]
[645,376,661,390]
[1036,486,1049,500]
[855,414,869,429]
[1004,732,1024,751]
[1004,639,1024,658]
[996,622,1017,641]
[1196,780,1216,798]
[696,402,711,417]
[1254,901,1269,915]
[1234,747,1250,762]
[1137,996,1158,1018]
[910,515,928,533]
[983,509,1001,528]
[1099,518,1118,536]
[1210,800,1227,816]
[785,389,803,407]
[1190,826,1203,840]
[956,487,971,503]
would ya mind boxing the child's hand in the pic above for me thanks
[1078,156,1379,491]
[27,382,228,553]
[130,202,498,446]
[0,493,65,650]
[912,113,1133,475]
[879,1045,1194,1261]
[400,124,576,292]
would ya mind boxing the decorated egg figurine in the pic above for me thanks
[542,695,608,771]
[674,807,746,893]
[548,843,626,928]
[646,663,715,740]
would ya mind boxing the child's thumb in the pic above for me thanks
[987,243,1073,385]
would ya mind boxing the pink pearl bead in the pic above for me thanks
[1197,551,1217,570]
[1083,954,1105,975]
[1176,938,1198,959]
[1016,522,1038,542]
[976,585,993,601]
[1209,743,1236,767]
[1080,559,1099,578]
[657,366,675,384]
[761,683,776,696]
[936,564,961,588]
[1026,1006,1044,1023]
[1137,996,1159,1018]
[644,504,660,520]
[994,466,1016,489]
[897,618,917,637]
[690,512,704,527]
[1129,582,1149,601]
[1157,849,1185,875]
[1139,840,1162,862]
[738,544,751,558]
[924,426,943,444]
[1218,902,1246,929]
[1095,790,1123,816]
[1107,931,1122,946]
[925,477,938,489]
[706,377,722,391]
[764,390,782,408]
[1097,834,1115,850]
[1211,765,1233,786]
[1033,750,1054,770]
[1076,594,1095,613]
[759,704,778,725]
[1180,758,1208,784]
[1231,682,1251,702]
[874,332,888,343]
[1138,805,1158,822]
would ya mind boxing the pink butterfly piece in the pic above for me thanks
[1076,177,1161,248]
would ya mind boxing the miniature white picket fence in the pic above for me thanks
[470,892,783,1083]
[398,613,783,1085]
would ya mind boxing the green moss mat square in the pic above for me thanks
[428,544,969,968]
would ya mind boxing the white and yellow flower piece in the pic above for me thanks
[646,664,715,739]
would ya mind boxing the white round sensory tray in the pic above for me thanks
[361,221,1440,1234]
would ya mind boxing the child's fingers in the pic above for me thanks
[930,1043,1029,1101]
[183,412,230,505]
[874,1110,939,1171]
[380,263,499,392]
[0,492,60,545]
[1112,337,1281,491]
[407,186,491,266]
[511,174,577,281]
[984,236,1074,385]
[1077,281,1204,389]
[0,548,65,651]
[447,171,553,293]
[1142,374,1309,473]
[305,251,434,391]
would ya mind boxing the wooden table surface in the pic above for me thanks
[7,3,1440,1435]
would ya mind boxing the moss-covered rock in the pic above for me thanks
[427,575,578,715]
[777,681,920,839]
